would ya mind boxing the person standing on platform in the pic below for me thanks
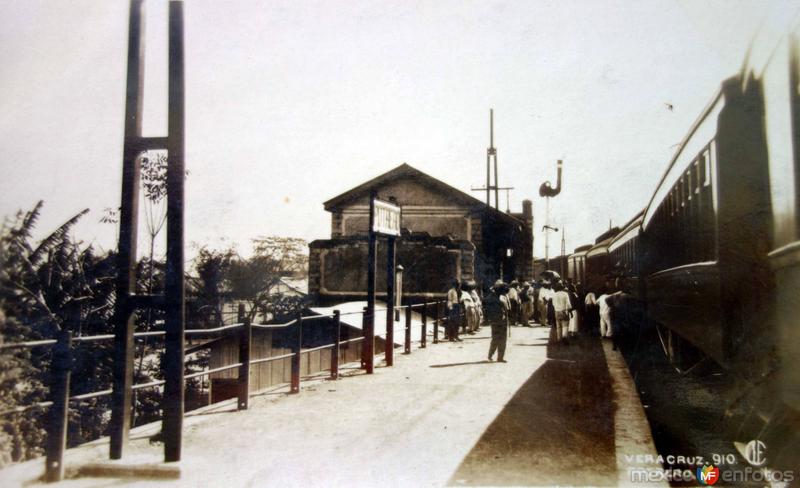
[532,281,542,324]
[597,291,613,339]
[460,281,477,334]
[446,280,462,342]
[567,282,580,337]
[468,281,483,331]
[520,281,534,326]
[584,291,598,335]
[507,280,520,326]
[486,280,510,362]
[538,280,553,327]
[552,281,573,341]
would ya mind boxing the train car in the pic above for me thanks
[567,244,591,285]
[608,210,644,298]
[739,18,800,461]
[548,254,568,279]
[641,65,772,371]
[639,16,799,465]
[584,226,620,293]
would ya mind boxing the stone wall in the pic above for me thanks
[309,234,475,303]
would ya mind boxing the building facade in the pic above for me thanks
[309,164,533,304]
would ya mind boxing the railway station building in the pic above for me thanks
[308,163,534,304]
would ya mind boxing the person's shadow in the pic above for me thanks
[449,334,616,486]
[429,360,493,368]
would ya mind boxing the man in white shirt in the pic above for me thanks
[538,283,554,327]
[446,280,462,341]
[597,292,613,338]
[469,286,483,330]
[507,281,520,326]
[551,282,573,341]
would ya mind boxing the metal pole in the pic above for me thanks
[163,0,186,463]
[404,303,411,354]
[494,154,499,210]
[433,300,440,344]
[420,303,427,348]
[331,310,340,380]
[110,0,144,460]
[237,315,251,410]
[364,190,376,374]
[45,327,72,482]
[386,236,395,366]
[291,313,302,393]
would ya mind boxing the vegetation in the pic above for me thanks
[0,201,308,466]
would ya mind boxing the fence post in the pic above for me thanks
[45,327,72,482]
[237,314,251,410]
[420,302,427,348]
[331,310,340,380]
[237,303,245,323]
[404,304,411,354]
[291,313,302,394]
[385,303,394,368]
[433,300,440,344]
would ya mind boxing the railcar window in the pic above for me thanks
[686,169,692,200]
[679,177,685,208]
[704,142,713,187]
[673,187,678,214]
[693,160,701,194]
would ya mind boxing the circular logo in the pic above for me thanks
[744,439,767,466]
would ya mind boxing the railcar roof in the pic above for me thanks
[641,82,730,230]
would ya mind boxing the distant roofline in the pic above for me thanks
[322,162,523,227]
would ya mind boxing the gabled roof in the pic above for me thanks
[323,163,522,227]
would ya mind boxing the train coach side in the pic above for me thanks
[745,21,800,416]
[567,244,591,285]
[584,226,620,293]
[640,70,773,370]
[608,211,643,299]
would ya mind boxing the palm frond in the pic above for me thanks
[29,208,89,266]
[19,201,43,240]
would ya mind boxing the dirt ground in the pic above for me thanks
[2,323,657,487]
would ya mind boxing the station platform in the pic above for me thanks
[1,324,665,487]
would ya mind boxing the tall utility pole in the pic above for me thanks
[472,109,513,210]
[110,0,186,463]
[490,109,498,208]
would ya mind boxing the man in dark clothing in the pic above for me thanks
[486,280,510,362]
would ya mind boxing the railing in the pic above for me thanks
[0,298,461,482]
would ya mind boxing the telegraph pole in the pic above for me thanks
[472,109,513,210]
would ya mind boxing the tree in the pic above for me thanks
[0,202,118,462]
[226,237,308,323]
[189,247,235,328]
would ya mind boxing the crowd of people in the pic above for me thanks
[444,274,637,362]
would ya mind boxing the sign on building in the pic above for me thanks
[372,199,401,236]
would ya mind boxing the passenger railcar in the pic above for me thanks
[548,254,568,280]
[636,18,799,465]
[584,227,620,293]
[567,244,591,285]
[608,210,643,298]
[746,20,800,424]
[561,15,799,466]
[640,69,771,371]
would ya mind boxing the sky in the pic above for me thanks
[0,0,796,261]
